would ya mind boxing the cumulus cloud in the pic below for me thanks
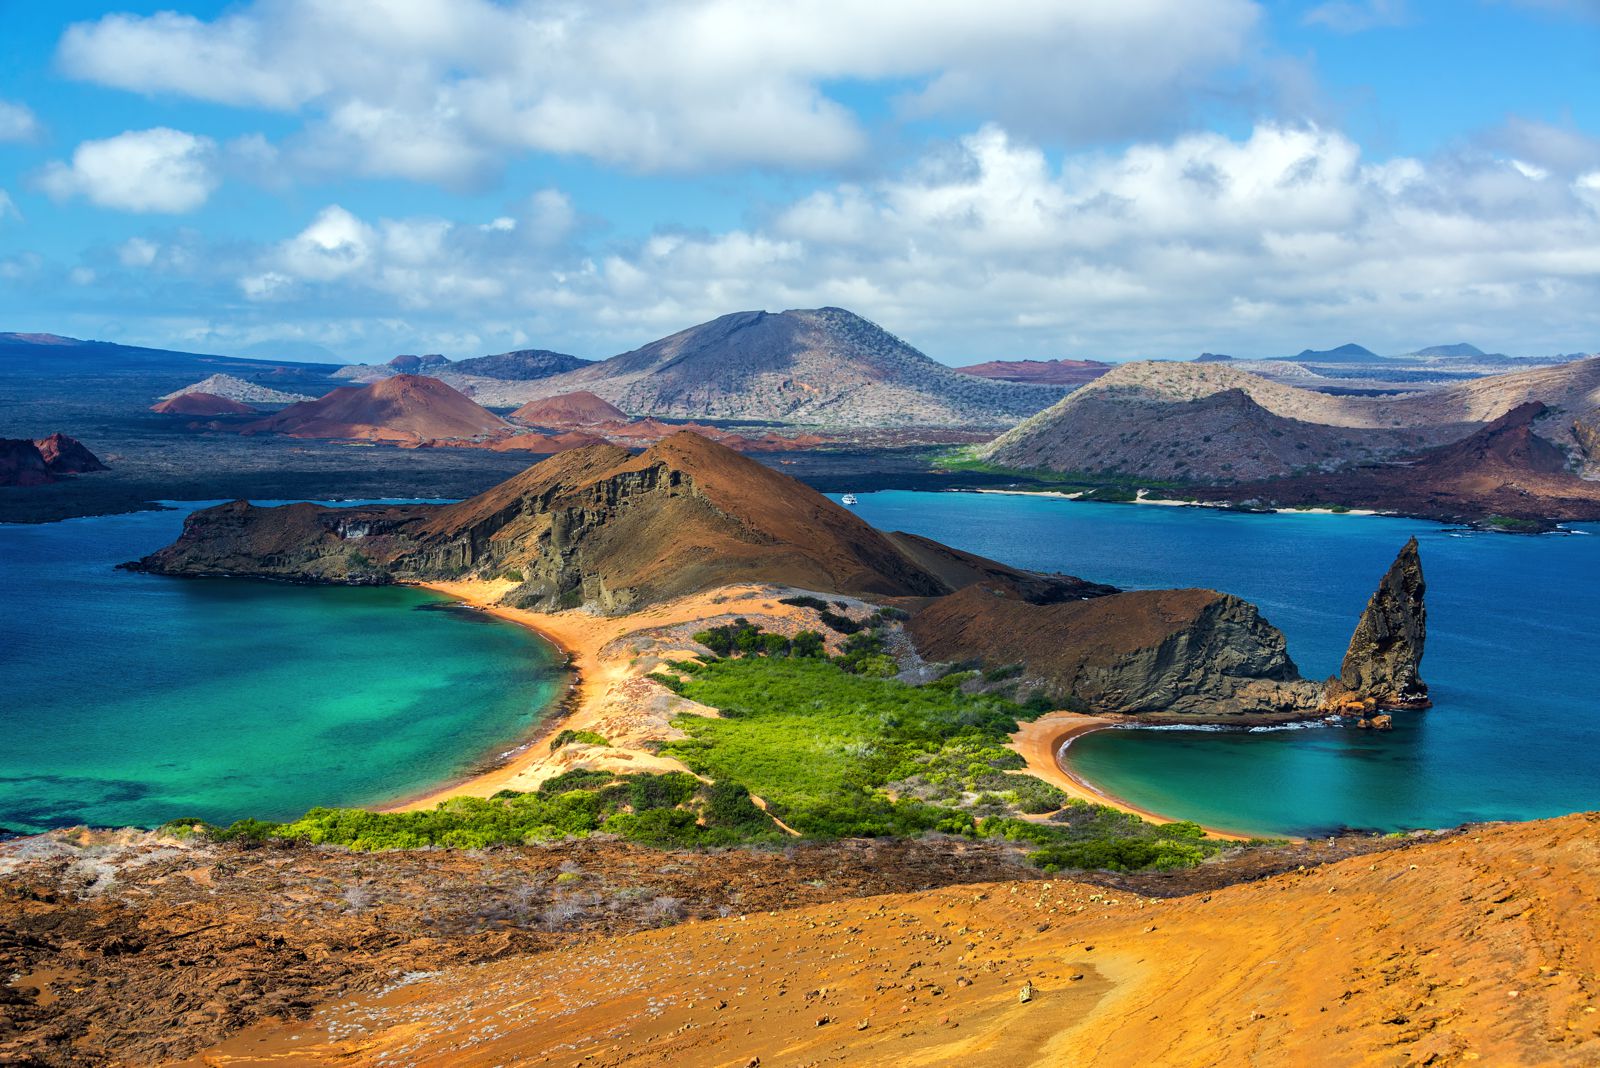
[58,0,1261,179]
[0,100,43,142]
[196,121,1600,359]
[38,128,219,213]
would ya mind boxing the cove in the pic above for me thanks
[0,503,565,835]
[848,490,1600,838]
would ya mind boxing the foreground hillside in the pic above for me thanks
[460,308,1065,427]
[189,812,1600,1066]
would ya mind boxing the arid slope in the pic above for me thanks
[238,373,509,443]
[196,812,1600,1067]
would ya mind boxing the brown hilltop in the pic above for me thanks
[150,391,257,416]
[135,431,1077,610]
[509,390,628,427]
[238,373,509,443]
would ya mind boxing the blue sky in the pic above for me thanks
[1,0,1597,364]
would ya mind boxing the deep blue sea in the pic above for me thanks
[0,503,564,835]
[847,490,1600,837]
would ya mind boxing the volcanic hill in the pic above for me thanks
[158,373,310,406]
[510,390,628,427]
[981,357,1600,499]
[238,374,509,443]
[449,347,590,381]
[459,308,1065,427]
[150,392,257,416]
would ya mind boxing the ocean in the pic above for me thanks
[848,490,1600,837]
[0,502,564,834]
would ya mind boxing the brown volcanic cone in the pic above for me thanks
[239,374,508,442]
[510,390,627,427]
[151,392,257,416]
[135,431,1086,610]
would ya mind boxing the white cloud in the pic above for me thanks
[0,190,18,222]
[180,120,1597,359]
[0,100,43,142]
[58,0,1261,178]
[1303,0,1410,32]
[117,237,159,267]
[38,128,219,213]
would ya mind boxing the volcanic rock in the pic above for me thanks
[33,433,107,474]
[1334,538,1429,710]
[907,583,1320,716]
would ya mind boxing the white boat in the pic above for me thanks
[840,493,859,506]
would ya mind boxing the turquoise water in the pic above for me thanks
[848,491,1600,837]
[0,504,564,835]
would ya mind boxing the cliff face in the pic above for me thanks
[1334,537,1429,709]
[908,584,1320,716]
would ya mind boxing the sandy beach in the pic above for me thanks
[384,580,844,812]
[1009,711,1255,841]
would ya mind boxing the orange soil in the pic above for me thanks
[195,811,1600,1067]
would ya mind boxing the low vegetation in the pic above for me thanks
[171,769,784,852]
[190,619,1249,872]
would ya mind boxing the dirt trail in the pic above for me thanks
[194,812,1600,1067]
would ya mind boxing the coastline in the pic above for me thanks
[1009,712,1263,842]
[391,582,1287,842]
[382,580,838,812]
[972,485,1383,517]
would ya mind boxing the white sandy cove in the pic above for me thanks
[972,486,1381,516]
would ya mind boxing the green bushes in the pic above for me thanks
[549,728,610,751]
[193,769,785,852]
[693,618,827,660]
[666,655,1244,872]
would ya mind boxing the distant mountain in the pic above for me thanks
[1278,343,1382,363]
[239,374,509,443]
[953,358,1110,387]
[982,366,1437,482]
[1194,352,1235,362]
[1401,343,1487,359]
[333,353,453,383]
[510,391,628,428]
[980,356,1600,494]
[0,333,339,378]
[472,308,1065,428]
[449,348,590,382]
